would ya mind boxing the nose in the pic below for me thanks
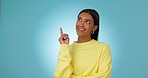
[79,21,85,27]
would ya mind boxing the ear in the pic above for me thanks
[93,25,98,31]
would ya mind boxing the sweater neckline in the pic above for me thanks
[71,39,98,49]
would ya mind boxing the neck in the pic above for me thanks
[77,36,92,43]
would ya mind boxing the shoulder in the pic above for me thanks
[94,40,110,49]
[94,40,109,47]
[94,41,111,57]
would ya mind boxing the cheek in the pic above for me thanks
[76,24,78,29]
[85,25,94,32]
[76,22,79,30]
[76,22,81,29]
[76,21,80,26]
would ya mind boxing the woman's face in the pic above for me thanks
[76,12,96,37]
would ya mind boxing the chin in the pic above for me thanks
[76,29,87,37]
[76,32,85,37]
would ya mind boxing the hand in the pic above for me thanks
[59,27,69,44]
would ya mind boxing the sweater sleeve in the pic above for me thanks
[71,44,112,78]
[54,44,73,78]
[93,44,112,78]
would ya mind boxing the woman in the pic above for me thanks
[54,9,112,78]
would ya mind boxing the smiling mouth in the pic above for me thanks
[78,27,85,32]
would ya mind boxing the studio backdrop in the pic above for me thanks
[0,0,148,78]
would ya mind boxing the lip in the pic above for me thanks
[79,28,84,31]
[77,27,86,32]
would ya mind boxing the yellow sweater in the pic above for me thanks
[54,39,112,78]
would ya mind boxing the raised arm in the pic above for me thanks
[54,27,73,78]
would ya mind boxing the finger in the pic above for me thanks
[62,34,68,36]
[65,35,69,40]
[63,35,69,40]
[60,35,66,40]
[60,27,63,36]
[63,34,68,38]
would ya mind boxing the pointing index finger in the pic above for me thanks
[60,27,63,36]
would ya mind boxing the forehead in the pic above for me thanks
[78,12,93,21]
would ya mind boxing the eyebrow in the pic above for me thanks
[85,19,92,22]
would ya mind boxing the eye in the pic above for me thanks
[77,18,82,22]
[86,20,90,24]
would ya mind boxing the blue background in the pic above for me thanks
[1,0,148,78]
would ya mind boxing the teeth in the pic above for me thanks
[79,28,84,31]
